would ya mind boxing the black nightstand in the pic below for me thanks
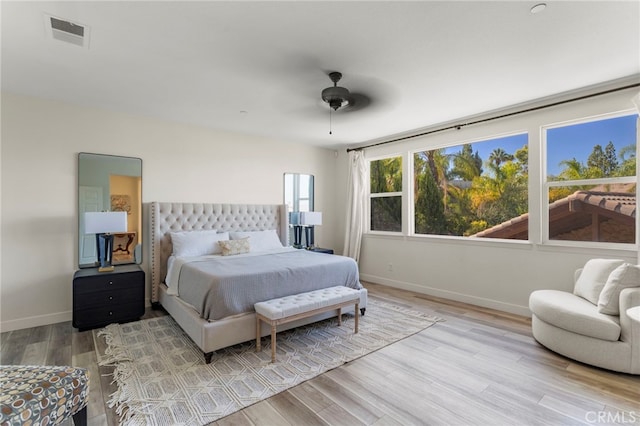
[308,247,334,254]
[73,264,145,331]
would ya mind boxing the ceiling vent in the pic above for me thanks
[44,14,90,48]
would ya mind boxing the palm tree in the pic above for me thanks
[557,158,584,181]
[488,148,514,168]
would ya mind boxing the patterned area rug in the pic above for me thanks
[97,298,442,425]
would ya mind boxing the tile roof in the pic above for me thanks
[471,191,635,239]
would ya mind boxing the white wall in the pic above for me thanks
[0,92,345,331]
[358,86,639,316]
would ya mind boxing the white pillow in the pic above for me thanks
[229,229,283,252]
[170,230,230,257]
[597,263,640,315]
[573,259,625,305]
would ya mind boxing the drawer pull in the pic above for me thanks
[109,281,113,285]
[109,311,113,316]
[109,296,113,300]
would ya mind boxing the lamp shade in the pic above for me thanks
[289,211,300,225]
[84,211,127,234]
[300,211,322,226]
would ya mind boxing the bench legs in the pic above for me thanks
[256,301,359,363]
[270,324,277,363]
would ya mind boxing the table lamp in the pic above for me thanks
[300,211,322,249]
[84,211,127,272]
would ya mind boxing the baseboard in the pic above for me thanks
[0,311,72,333]
[1,300,154,333]
[360,273,531,317]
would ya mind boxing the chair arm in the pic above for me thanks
[572,268,583,291]
[619,287,640,373]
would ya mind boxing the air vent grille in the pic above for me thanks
[50,17,84,37]
[44,14,90,49]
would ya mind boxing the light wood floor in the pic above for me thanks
[2,283,639,425]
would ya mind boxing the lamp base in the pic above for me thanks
[98,265,115,273]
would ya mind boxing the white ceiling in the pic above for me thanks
[2,1,639,149]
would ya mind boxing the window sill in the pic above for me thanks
[363,232,638,256]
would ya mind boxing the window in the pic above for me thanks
[370,156,402,232]
[413,134,528,238]
[545,113,637,244]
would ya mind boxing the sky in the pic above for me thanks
[546,114,637,176]
[441,114,637,176]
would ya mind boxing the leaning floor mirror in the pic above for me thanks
[78,153,142,268]
[284,173,314,248]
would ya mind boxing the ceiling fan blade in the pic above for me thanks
[342,93,371,112]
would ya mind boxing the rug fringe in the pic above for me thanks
[97,324,155,425]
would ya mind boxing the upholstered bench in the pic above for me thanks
[255,286,360,362]
[0,365,89,426]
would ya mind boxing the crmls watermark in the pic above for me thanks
[585,411,638,424]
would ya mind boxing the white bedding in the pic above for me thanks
[165,247,297,295]
[165,247,362,321]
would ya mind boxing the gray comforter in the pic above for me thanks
[175,249,362,320]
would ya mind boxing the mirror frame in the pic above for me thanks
[78,152,142,268]
[284,173,314,247]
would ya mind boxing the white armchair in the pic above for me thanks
[529,260,640,374]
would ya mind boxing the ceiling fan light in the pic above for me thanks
[322,86,351,110]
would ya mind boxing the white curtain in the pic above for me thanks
[343,150,367,262]
[632,92,640,264]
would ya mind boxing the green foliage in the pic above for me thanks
[414,162,447,234]
[370,157,403,231]
[373,134,634,239]
[451,144,482,181]
[553,142,634,181]
[412,144,529,237]
[371,157,402,193]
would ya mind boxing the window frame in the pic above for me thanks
[541,110,638,249]
[408,131,530,240]
[367,154,404,234]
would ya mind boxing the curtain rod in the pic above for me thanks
[346,82,640,153]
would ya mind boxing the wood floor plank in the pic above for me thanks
[287,381,334,413]
[267,391,328,426]
[214,409,253,426]
[238,400,292,426]
[308,374,386,424]
[21,341,48,365]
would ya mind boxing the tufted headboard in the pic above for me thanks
[150,202,289,303]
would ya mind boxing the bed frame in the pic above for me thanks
[150,202,367,363]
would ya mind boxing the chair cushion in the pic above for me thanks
[0,365,89,425]
[573,259,625,305]
[530,290,621,341]
[597,263,640,315]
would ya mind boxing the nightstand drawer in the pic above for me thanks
[73,270,143,295]
[73,285,143,310]
[73,301,144,330]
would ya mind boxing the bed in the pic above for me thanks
[150,202,368,363]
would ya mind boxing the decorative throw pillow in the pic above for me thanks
[229,229,283,252]
[597,263,640,315]
[573,259,625,305]
[170,230,230,256]
[218,238,250,256]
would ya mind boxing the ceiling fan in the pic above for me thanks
[320,71,371,112]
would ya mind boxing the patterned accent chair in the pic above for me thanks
[0,365,89,425]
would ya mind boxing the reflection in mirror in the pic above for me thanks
[78,153,142,268]
[284,173,314,247]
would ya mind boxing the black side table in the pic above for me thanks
[72,264,145,331]
[308,247,334,254]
